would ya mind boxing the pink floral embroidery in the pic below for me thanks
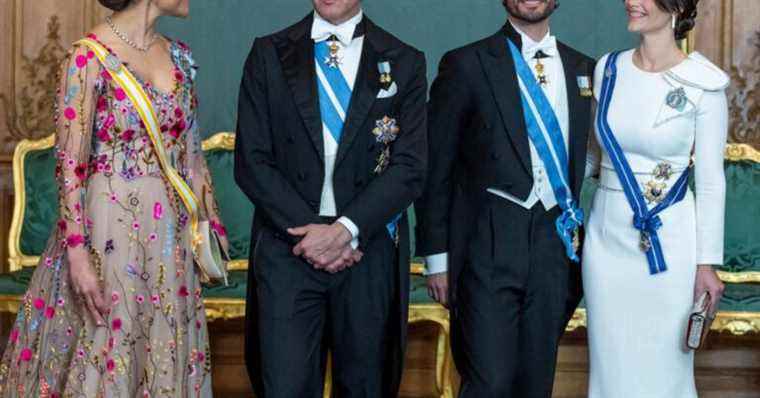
[74,163,88,180]
[19,348,33,362]
[135,294,145,304]
[121,129,135,142]
[111,291,120,304]
[178,286,189,298]
[10,329,19,344]
[44,307,55,319]
[197,352,205,363]
[210,220,227,237]
[112,318,122,331]
[33,298,45,310]
[132,222,140,230]
[153,202,163,220]
[75,55,88,68]
[106,358,115,372]
[66,234,85,248]
[114,88,127,102]
[96,96,108,112]
[96,128,112,142]
[148,233,158,242]
[64,107,77,120]
[57,219,67,231]
[87,50,95,59]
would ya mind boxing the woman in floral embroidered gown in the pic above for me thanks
[0,0,227,396]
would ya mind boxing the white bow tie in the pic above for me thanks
[311,18,356,46]
[523,36,558,59]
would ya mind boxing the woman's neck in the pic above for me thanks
[110,1,162,48]
[636,28,685,72]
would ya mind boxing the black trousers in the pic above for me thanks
[454,196,581,398]
[252,228,398,398]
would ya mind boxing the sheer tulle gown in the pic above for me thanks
[0,36,227,397]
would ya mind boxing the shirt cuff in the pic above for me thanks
[337,216,360,250]
[424,253,449,275]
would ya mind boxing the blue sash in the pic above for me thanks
[314,41,399,241]
[507,40,583,262]
[596,52,691,275]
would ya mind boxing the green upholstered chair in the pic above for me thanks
[5,134,759,397]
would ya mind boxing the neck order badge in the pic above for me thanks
[507,39,583,262]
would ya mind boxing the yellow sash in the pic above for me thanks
[76,38,203,251]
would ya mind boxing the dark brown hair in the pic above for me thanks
[98,0,132,11]
[654,0,699,40]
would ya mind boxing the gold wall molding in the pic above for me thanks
[0,16,65,143]
[727,31,760,147]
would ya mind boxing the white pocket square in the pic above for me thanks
[377,82,398,99]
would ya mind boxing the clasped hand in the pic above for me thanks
[288,223,363,273]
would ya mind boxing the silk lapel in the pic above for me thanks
[558,43,590,194]
[478,28,532,175]
[279,15,324,161]
[334,19,382,169]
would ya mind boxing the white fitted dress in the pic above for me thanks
[583,50,729,398]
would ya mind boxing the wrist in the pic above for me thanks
[332,223,352,246]
[697,264,715,270]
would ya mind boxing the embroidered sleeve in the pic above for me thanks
[54,44,101,248]
[186,122,229,251]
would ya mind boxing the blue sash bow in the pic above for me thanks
[507,40,583,262]
[596,52,691,275]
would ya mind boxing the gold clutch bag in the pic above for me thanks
[685,292,712,350]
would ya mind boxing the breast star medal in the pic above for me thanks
[653,162,673,180]
[372,116,400,174]
[666,87,687,112]
[643,180,667,204]
[324,35,342,69]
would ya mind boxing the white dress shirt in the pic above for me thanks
[424,22,570,275]
[311,10,364,246]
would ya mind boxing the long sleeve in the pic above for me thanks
[413,51,470,273]
[234,38,322,242]
[186,120,230,252]
[55,45,100,247]
[340,52,428,240]
[694,89,727,265]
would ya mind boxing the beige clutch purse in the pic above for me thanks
[194,220,230,286]
[685,292,712,350]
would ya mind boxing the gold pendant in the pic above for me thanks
[535,60,548,86]
[324,40,342,68]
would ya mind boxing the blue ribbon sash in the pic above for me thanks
[507,40,584,262]
[595,52,691,275]
[314,41,399,241]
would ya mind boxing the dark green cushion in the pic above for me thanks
[19,147,58,256]
[722,161,760,274]
[14,144,760,279]
[719,282,760,312]
[409,274,436,304]
[0,268,36,296]
[203,149,254,261]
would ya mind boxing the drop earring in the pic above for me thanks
[671,15,677,30]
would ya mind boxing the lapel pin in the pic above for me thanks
[378,61,393,90]
[577,76,592,97]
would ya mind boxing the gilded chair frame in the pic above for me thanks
[6,132,758,397]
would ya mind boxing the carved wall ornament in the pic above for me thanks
[727,31,760,148]
[0,16,66,143]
